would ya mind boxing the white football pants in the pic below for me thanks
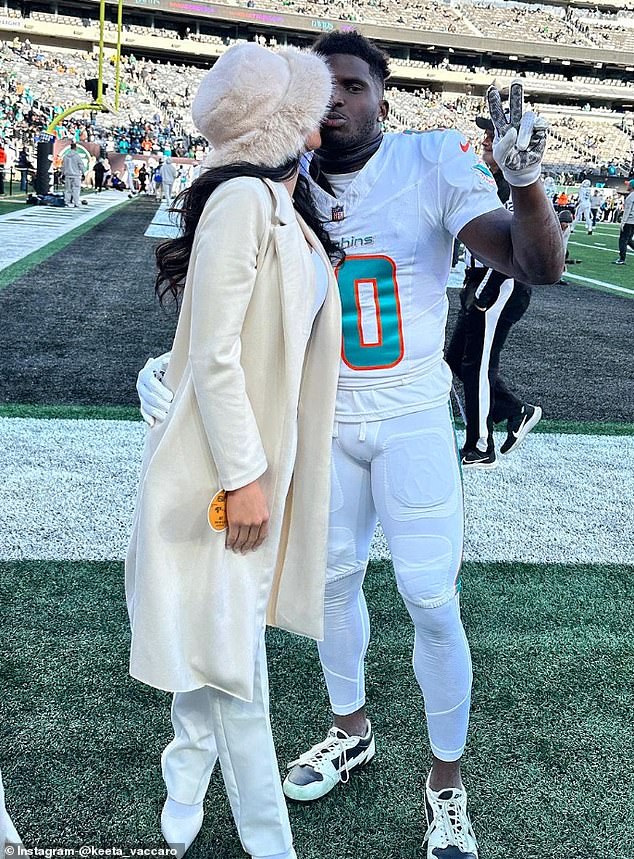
[318,404,472,762]
[162,631,295,859]
[575,203,592,231]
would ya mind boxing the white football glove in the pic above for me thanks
[487,80,548,188]
[136,352,173,427]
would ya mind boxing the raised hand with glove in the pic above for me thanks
[487,80,548,188]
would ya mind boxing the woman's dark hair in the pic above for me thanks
[155,161,344,306]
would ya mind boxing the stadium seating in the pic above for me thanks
[7,0,634,47]
[571,8,634,51]
[1,0,633,178]
[0,41,209,162]
[457,1,594,45]
[384,86,634,175]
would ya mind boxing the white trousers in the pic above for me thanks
[575,203,592,230]
[64,176,81,206]
[317,404,472,761]
[0,766,22,851]
[161,631,295,859]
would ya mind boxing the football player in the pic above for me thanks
[575,178,594,235]
[137,31,563,859]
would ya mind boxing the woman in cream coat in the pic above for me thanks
[126,44,341,859]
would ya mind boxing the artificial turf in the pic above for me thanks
[1,559,632,858]
[3,404,634,436]
[2,196,633,858]
[566,222,634,295]
[0,198,633,424]
[0,200,27,217]
[0,189,99,219]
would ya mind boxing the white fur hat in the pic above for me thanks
[192,43,332,169]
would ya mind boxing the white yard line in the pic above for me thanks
[568,240,628,254]
[565,272,634,294]
[0,418,631,565]
[144,201,180,238]
[0,191,130,271]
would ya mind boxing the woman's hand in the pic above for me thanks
[225,480,270,553]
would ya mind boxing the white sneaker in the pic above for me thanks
[282,721,375,801]
[423,773,478,858]
[160,800,204,858]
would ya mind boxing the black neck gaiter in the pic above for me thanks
[314,131,383,175]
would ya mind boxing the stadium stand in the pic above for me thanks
[384,85,633,174]
[572,8,634,51]
[1,0,633,179]
[0,41,211,167]
[235,0,473,32]
[458,0,595,45]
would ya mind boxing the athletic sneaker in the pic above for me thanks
[613,259,626,265]
[499,403,542,455]
[283,721,375,801]
[423,774,478,859]
[460,447,497,470]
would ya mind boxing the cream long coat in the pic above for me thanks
[126,177,341,702]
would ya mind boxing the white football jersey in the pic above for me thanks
[304,131,501,420]
[578,185,592,206]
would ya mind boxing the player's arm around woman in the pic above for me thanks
[125,43,342,859]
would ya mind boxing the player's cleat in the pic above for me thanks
[423,774,478,859]
[613,259,626,265]
[499,403,542,455]
[556,278,569,285]
[460,447,497,470]
[283,721,375,801]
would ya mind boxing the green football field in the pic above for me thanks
[0,198,632,859]
[564,220,634,298]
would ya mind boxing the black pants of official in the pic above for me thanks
[618,223,634,261]
[446,282,531,452]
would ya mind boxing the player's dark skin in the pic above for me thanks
[315,52,564,794]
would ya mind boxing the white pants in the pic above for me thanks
[64,176,81,206]
[162,182,174,206]
[0,766,22,850]
[575,203,592,230]
[562,225,571,258]
[318,404,472,761]
[161,631,294,859]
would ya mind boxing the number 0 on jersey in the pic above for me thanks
[337,254,405,371]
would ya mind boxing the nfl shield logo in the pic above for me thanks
[331,204,345,222]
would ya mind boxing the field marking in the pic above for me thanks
[568,240,626,254]
[144,201,180,238]
[576,224,620,230]
[0,191,130,273]
[565,272,634,294]
[0,419,631,565]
